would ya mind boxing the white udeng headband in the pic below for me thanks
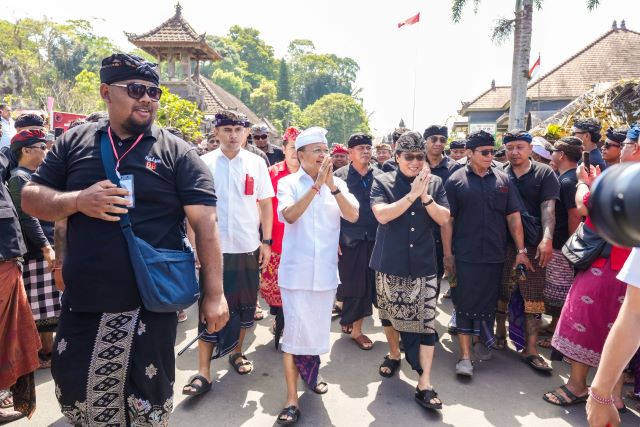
[295,126,328,150]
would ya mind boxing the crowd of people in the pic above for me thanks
[1,52,640,427]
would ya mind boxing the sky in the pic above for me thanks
[4,0,640,137]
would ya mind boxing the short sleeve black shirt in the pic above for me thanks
[263,144,285,166]
[334,164,382,244]
[0,150,26,259]
[504,160,560,218]
[445,165,522,263]
[369,170,449,277]
[553,168,578,249]
[430,156,463,185]
[31,120,217,313]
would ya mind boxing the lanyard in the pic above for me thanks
[107,126,144,178]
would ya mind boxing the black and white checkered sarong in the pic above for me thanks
[23,258,61,321]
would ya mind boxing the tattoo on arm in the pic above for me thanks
[540,200,556,240]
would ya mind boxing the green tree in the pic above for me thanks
[300,93,369,144]
[227,25,277,81]
[277,59,291,101]
[249,80,277,118]
[287,39,316,58]
[157,86,204,141]
[210,69,248,100]
[272,100,302,133]
[66,70,103,113]
[452,0,601,130]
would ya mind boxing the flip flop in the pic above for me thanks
[542,385,588,406]
[0,390,12,409]
[182,374,212,396]
[276,405,301,425]
[312,377,329,395]
[352,335,373,350]
[522,354,553,372]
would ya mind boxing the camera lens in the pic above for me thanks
[590,163,640,247]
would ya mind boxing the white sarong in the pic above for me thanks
[280,288,336,355]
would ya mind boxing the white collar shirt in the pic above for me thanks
[618,247,640,288]
[201,148,274,253]
[0,117,15,149]
[277,168,358,291]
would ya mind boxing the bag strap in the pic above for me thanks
[99,132,133,230]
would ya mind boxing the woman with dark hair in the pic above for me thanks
[370,131,450,410]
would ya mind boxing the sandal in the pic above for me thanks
[312,378,329,395]
[276,405,301,425]
[229,352,253,375]
[0,409,24,423]
[182,374,212,396]
[522,354,553,372]
[415,386,443,410]
[0,391,12,409]
[537,337,552,349]
[379,355,401,378]
[542,385,588,406]
[332,305,342,318]
[341,324,353,334]
[352,335,373,350]
[493,336,506,351]
[254,305,265,321]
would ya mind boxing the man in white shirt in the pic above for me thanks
[183,110,274,397]
[275,127,359,425]
[0,105,16,149]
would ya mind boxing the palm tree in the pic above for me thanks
[452,0,601,131]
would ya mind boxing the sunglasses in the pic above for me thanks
[474,149,496,157]
[401,153,426,162]
[603,142,621,149]
[428,136,447,144]
[253,134,268,140]
[109,83,163,101]
[27,143,47,151]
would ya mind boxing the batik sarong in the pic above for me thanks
[51,306,177,426]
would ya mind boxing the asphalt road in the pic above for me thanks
[13,281,640,426]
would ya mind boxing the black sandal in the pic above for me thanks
[229,353,253,375]
[276,405,301,425]
[542,385,588,406]
[415,386,443,410]
[182,375,212,396]
[379,355,401,378]
[312,377,328,395]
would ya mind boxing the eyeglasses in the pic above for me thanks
[306,148,330,155]
[428,136,447,144]
[603,142,621,149]
[253,134,268,140]
[621,141,638,147]
[474,149,496,157]
[109,83,163,101]
[401,153,426,162]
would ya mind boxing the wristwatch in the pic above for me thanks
[517,248,528,255]
[422,197,434,207]
[261,239,273,245]
[330,188,341,195]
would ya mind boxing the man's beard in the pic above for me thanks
[122,114,154,135]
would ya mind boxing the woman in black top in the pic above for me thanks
[370,131,450,410]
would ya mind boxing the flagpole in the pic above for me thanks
[537,51,541,114]
[412,17,419,129]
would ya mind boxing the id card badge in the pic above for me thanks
[120,174,135,208]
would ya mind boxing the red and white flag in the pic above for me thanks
[398,12,420,28]
[529,54,541,79]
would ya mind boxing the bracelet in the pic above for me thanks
[588,388,615,405]
[311,184,321,194]
[422,197,434,207]
[330,188,341,196]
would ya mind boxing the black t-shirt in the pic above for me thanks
[31,120,217,313]
[504,160,560,218]
[553,168,578,249]
[430,156,463,185]
[445,165,522,263]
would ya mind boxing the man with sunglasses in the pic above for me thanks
[22,53,228,426]
[442,130,532,378]
[572,118,606,171]
[601,127,626,168]
[333,133,382,351]
[496,130,560,374]
[381,127,410,172]
[252,124,284,165]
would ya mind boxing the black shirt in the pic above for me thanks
[504,160,560,218]
[0,151,26,259]
[381,159,398,172]
[445,165,522,263]
[553,168,578,250]
[369,170,449,278]
[429,156,463,185]
[0,146,17,182]
[334,164,383,244]
[261,143,285,166]
[589,147,607,171]
[31,120,217,313]
[8,167,54,260]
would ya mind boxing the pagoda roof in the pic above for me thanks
[125,3,221,61]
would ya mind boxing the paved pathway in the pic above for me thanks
[14,282,640,426]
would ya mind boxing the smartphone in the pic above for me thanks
[582,151,591,173]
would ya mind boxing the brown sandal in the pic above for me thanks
[352,335,373,350]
